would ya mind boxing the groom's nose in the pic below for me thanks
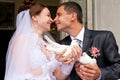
[53,16,58,24]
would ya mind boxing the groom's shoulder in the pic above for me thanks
[88,29,113,36]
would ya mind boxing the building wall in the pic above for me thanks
[93,0,120,52]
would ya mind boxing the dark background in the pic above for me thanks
[0,2,15,79]
[0,30,14,79]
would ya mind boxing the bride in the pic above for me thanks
[4,0,81,80]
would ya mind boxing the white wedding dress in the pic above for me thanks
[5,33,59,80]
[4,10,60,80]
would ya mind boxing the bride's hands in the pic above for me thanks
[55,49,74,64]
[71,45,82,60]
[56,45,82,64]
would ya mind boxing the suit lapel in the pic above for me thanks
[82,28,93,56]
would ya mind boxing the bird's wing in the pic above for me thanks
[44,35,68,53]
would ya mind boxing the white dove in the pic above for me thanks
[44,35,97,65]
[78,52,97,65]
[43,35,79,57]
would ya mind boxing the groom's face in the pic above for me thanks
[54,6,72,32]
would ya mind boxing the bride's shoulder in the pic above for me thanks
[14,33,39,44]
[14,34,31,42]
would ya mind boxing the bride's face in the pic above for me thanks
[35,7,53,32]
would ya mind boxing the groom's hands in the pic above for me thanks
[56,45,82,64]
[55,49,74,64]
[75,62,101,80]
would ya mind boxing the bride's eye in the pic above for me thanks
[47,14,51,17]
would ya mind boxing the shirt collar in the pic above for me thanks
[71,26,85,42]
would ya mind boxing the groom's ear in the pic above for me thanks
[71,12,77,22]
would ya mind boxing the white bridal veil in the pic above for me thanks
[4,10,56,80]
[4,10,33,80]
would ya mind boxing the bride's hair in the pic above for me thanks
[29,3,47,17]
[18,0,37,13]
[18,0,47,17]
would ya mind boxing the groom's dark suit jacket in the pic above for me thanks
[59,28,120,80]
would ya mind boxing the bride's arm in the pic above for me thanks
[53,62,75,80]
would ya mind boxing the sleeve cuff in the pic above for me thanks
[61,62,75,75]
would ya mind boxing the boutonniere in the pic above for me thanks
[89,47,100,58]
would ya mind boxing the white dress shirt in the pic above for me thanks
[70,26,85,48]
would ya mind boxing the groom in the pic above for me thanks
[54,1,120,80]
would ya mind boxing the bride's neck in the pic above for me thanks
[34,28,43,37]
[33,22,43,37]
[32,23,43,38]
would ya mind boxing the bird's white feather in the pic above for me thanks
[78,52,96,65]
[44,35,79,56]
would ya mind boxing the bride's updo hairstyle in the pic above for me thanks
[18,0,47,17]
[18,0,36,13]
[29,3,47,17]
